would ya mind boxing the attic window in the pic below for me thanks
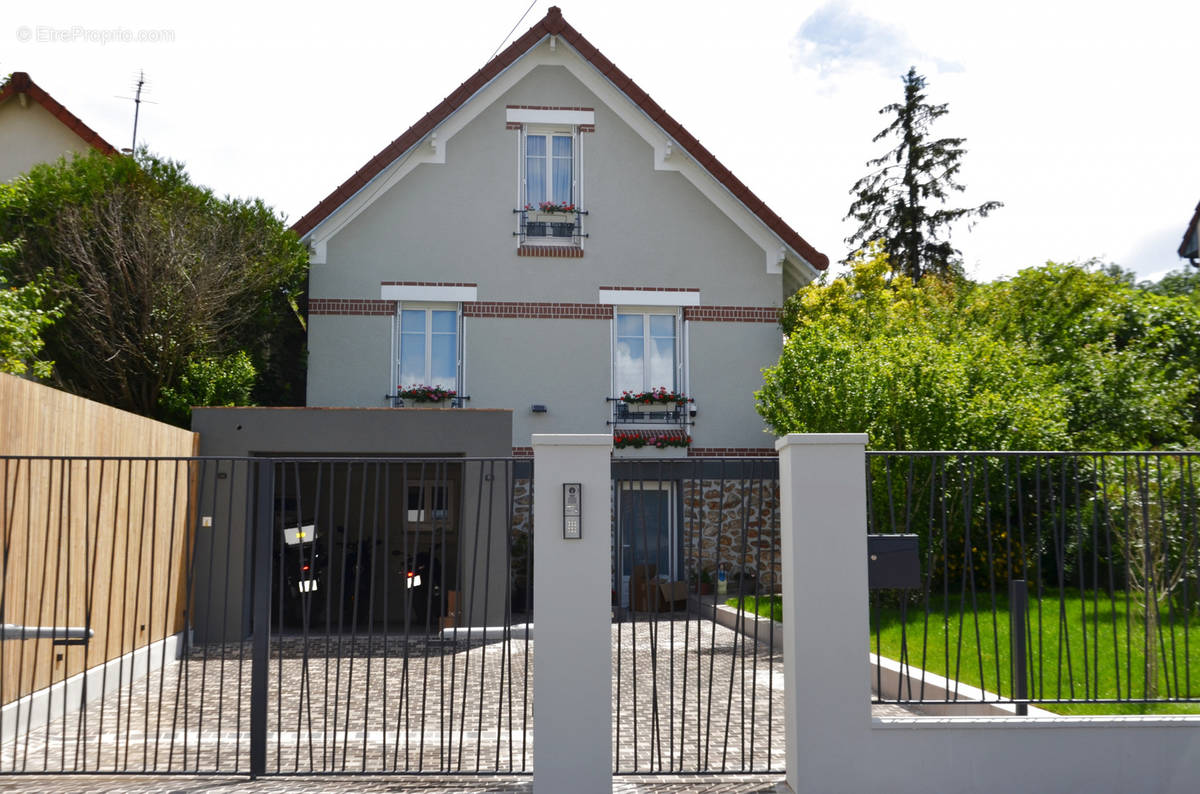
[508,108,594,252]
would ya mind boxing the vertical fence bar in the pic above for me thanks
[1010,578,1028,716]
[249,460,273,778]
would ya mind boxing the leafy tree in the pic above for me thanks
[845,67,1002,281]
[969,262,1200,448]
[1143,267,1200,302]
[0,150,308,422]
[760,246,1070,450]
[0,264,61,378]
[763,252,1200,451]
[158,350,257,426]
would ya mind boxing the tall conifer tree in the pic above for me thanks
[845,67,1002,281]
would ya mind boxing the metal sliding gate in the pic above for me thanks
[611,458,784,775]
[0,455,532,777]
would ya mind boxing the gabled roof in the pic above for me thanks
[1179,200,1200,264]
[0,72,117,155]
[291,6,829,271]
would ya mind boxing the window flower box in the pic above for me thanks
[526,201,577,215]
[620,388,691,413]
[613,431,691,450]
[398,384,456,407]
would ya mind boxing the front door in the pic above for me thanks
[615,483,676,609]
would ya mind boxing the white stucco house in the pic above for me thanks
[289,6,829,459]
[0,72,116,182]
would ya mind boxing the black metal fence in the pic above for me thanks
[866,451,1200,710]
[0,456,532,776]
[2,452,789,778]
[611,458,783,774]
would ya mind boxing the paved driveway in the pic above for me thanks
[2,615,791,780]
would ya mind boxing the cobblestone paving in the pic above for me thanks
[1,615,911,790]
[0,772,787,792]
[1,633,533,776]
[611,616,784,774]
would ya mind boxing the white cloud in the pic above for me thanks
[792,1,961,78]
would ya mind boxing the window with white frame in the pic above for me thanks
[614,310,680,394]
[396,305,459,392]
[524,128,574,208]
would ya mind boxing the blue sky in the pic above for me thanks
[4,0,1198,282]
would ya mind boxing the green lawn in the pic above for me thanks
[729,591,1200,715]
[726,595,782,622]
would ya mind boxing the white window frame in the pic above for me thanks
[515,122,585,249]
[393,302,463,393]
[522,125,577,208]
[611,306,685,396]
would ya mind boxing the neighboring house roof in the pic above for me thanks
[291,6,828,271]
[0,71,117,155]
[1180,200,1200,265]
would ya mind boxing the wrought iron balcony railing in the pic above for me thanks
[513,208,588,247]
[607,397,694,426]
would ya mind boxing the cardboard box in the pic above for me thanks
[630,565,688,612]
[656,580,688,611]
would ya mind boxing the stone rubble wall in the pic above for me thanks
[681,478,782,590]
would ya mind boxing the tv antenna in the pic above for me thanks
[116,70,157,153]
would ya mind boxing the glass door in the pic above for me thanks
[616,484,676,609]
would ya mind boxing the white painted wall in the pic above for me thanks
[0,97,95,182]
[777,434,1200,794]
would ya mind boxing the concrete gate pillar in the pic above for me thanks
[531,434,612,794]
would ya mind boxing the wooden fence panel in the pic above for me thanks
[0,374,197,706]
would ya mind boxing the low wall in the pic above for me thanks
[777,434,1200,794]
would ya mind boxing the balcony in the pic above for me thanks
[514,207,588,250]
[608,396,694,427]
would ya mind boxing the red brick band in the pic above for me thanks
[683,306,779,323]
[312,299,780,323]
[517,245,585,258]
[309,299,395,316]
[512,446,534,457]
[687,447,776,457]
[463,302,611,320]
[380,280,477,287]
[506,105,594,111]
